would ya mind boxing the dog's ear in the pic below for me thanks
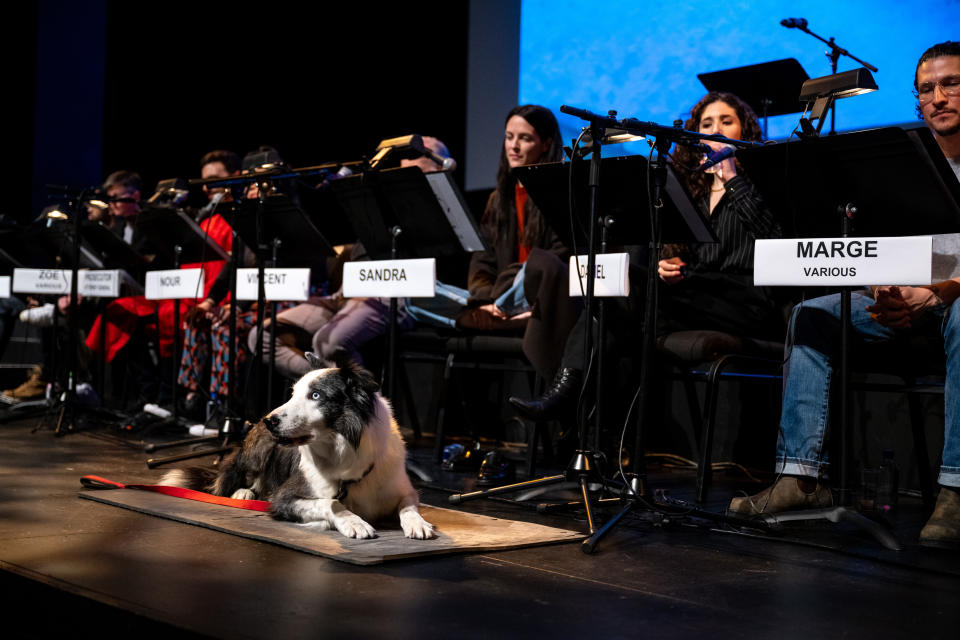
[328,349,356,371]
[338,360,380,395]
[303,352,326,370]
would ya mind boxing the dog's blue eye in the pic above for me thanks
[311,391,321,400]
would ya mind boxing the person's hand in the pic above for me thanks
[476,303,507,319]
[703,141,737,183]
[57,294,81,313]
[658,257,686,285]
[866,285,939,329]
[185,298,217,328]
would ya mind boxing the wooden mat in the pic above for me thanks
[79,489,583,565]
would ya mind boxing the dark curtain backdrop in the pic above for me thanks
[102,2,470,194]
[9,2,471,223]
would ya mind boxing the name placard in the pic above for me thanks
[343,258,436,298]
[236,268,311,302]
[754,236,932,286]
[145,268,205,300]
[0,276,9,298]
[12,269,124,297]
[78,270,122,297]
[13,269,71,294]
[569,253,630,297]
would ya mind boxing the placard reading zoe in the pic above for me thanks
[753,236,933,287]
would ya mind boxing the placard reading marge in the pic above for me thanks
[569,253,630,297]
[236,268,310,301]
[343,259,435,298]
[0,276,10,298]
[754,236,932,286]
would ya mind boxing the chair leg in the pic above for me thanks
[696,355,734,503]
[907,392,935,508]
[522,372,544,476]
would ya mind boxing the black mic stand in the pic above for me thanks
[562,108,771,552]
[581,134,728,553]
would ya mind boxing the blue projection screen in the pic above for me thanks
[520,1,959,154]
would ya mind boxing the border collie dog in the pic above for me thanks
[163,354,435,539]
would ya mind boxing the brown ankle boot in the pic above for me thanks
[920,486,960,549]
[728,476,833,517]
[1,366,46,402]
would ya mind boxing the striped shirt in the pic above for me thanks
[691,175,781,275]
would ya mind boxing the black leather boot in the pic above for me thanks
[508,367,582,420]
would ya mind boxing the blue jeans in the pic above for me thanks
[405,269,532,329]
[777,292,960,488]
[406,282,471,329]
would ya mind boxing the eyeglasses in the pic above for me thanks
[914,76,960,104]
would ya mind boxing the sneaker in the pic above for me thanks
[2,366,47,401]
[920,486,960,549]
[19,303,55,327]
[728,476,833,517]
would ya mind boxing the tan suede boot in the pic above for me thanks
[728,476,833,517]
[1,366,46,402]
[919,486,960,549]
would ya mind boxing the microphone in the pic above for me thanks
[697,145,736,172]
[429,152,457,171]
[780,17,808,29]
[319,165,355,188]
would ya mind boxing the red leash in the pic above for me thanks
[81,475,271,512]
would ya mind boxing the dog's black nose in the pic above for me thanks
[263,414,280,433]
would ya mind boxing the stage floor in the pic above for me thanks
[1,412,959,639]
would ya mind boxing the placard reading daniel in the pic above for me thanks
[754,236,932,287]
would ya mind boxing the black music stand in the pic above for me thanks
[515,155,714,452]
[234,193,334,416]
[6,208,129,433]
[79,221,150,274]
[698,59,810,138]
[328,166,486,399]
[135,206,232,414]
[734,126,960,550]
[134,207,231,266]
[447,122,746,550]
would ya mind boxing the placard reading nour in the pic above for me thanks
[754,236,933,287]
[236,268,310,302]
[145,268,205,300]
[568,253,630,297]
[0,276,10,298]
[13,269,124,297]
[343,258,435,298]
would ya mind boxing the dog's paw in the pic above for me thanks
[231,488,256,500]
[333,513,377,539]
[401,511,437,540]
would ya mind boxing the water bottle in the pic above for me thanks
[876,449,899,513]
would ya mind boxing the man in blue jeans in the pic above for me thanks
[729,41,960,548]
